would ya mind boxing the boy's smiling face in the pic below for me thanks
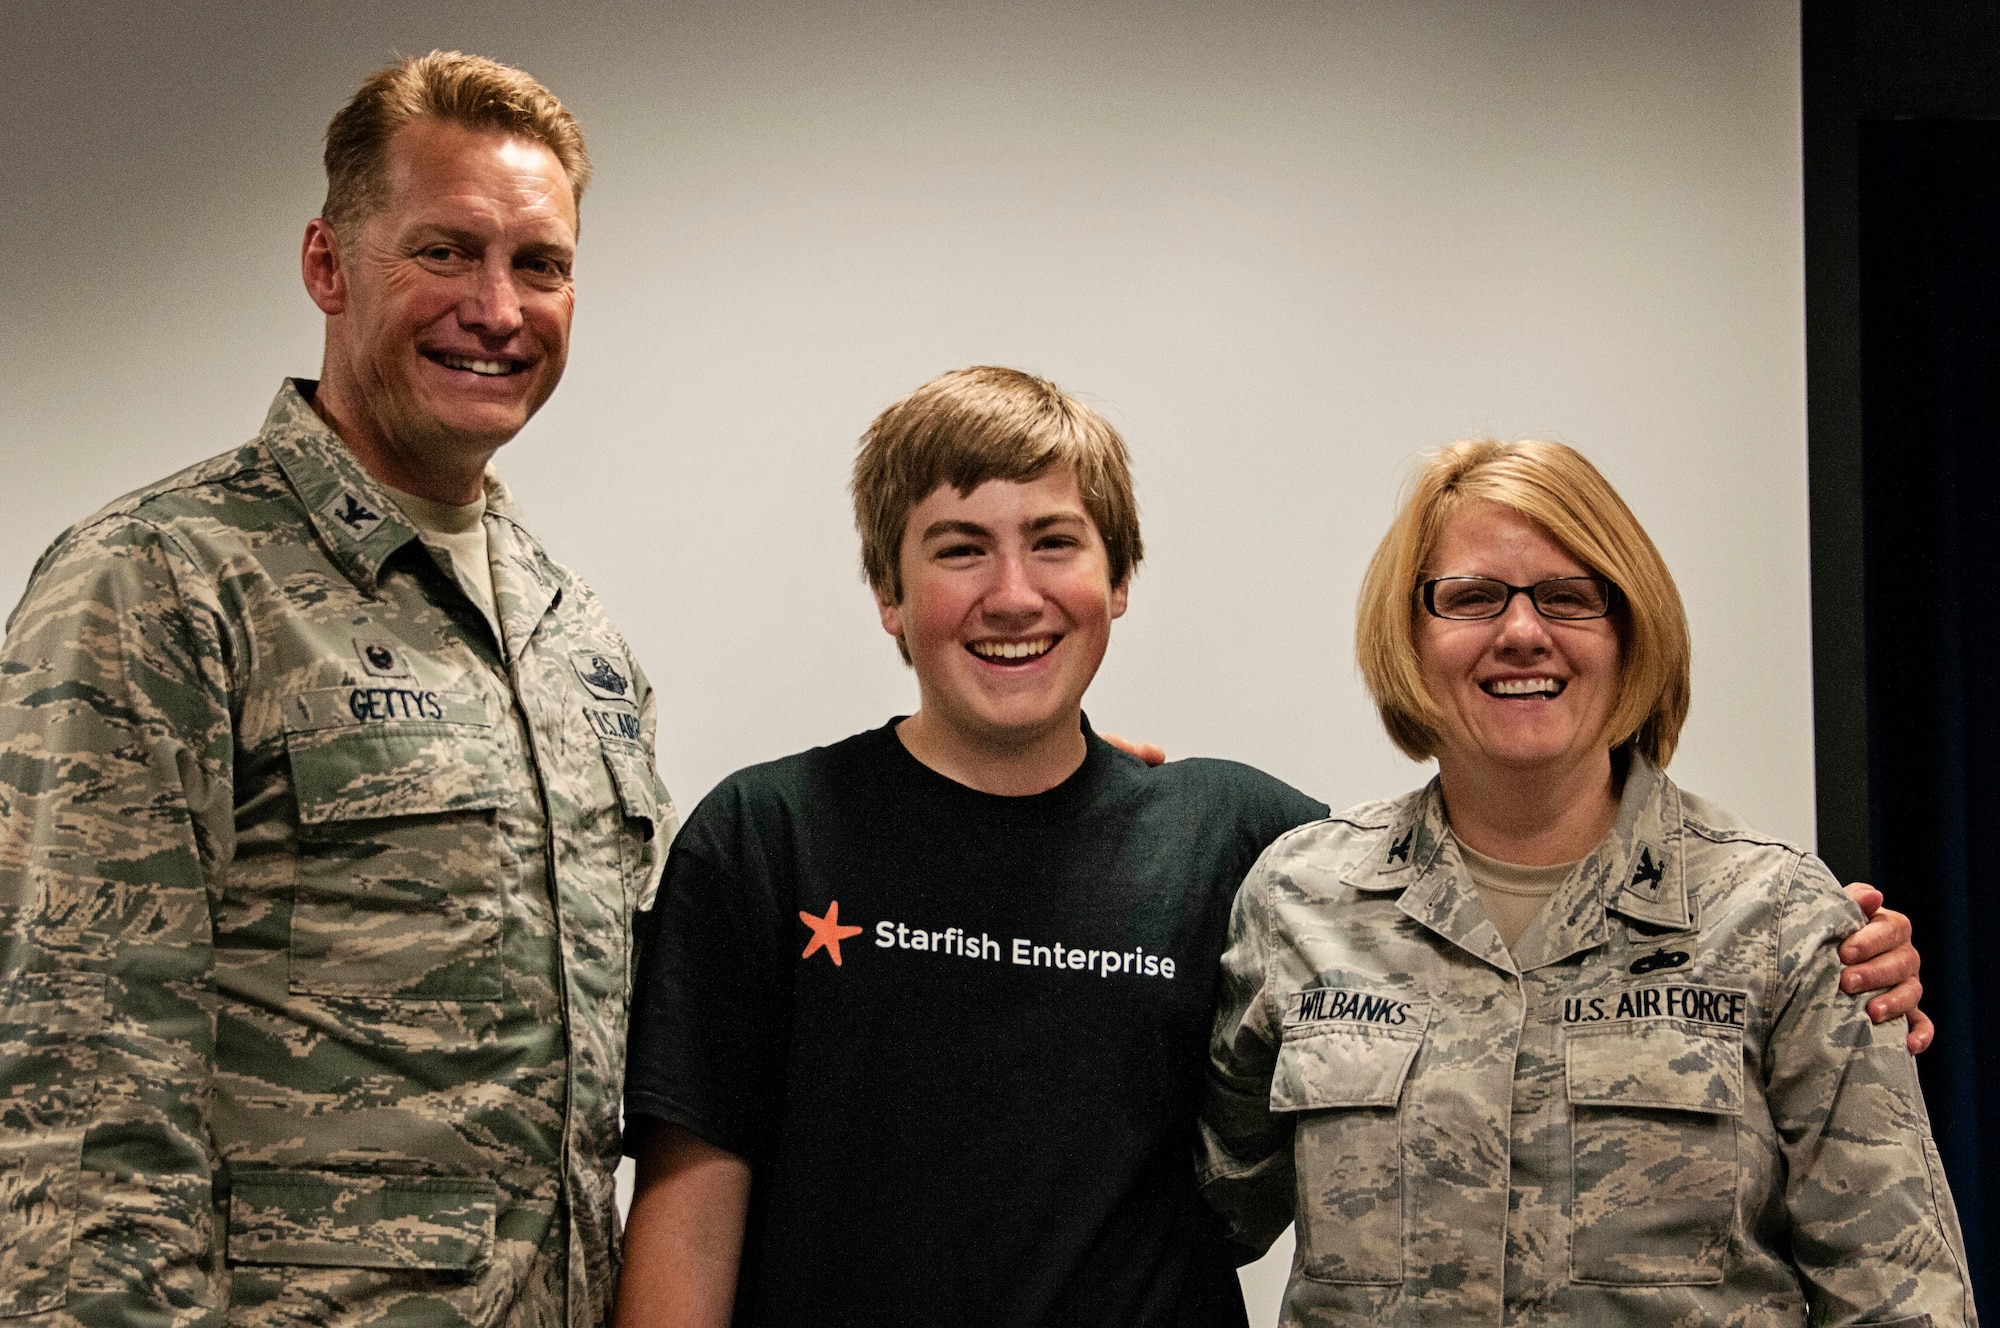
[879,465,1127,765]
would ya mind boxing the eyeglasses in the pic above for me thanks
[1418,575,1619,621]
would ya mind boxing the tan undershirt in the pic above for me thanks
[387,486,501,640]
[1457,841,1578,952]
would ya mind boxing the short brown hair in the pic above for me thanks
[321,51,591,237]
[1355,438,1692,766]
[852,366,1144,610]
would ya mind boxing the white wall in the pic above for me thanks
[2,2,1808,1318]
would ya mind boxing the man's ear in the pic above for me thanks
[1109,574,1130,620]
[302,218,348,315]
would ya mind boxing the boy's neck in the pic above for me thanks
[894,709,1089,797]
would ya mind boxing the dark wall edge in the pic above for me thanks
[1802,0,2000,883]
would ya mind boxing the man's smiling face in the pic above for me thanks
[879,466,1127,760]
[319,117,577,474]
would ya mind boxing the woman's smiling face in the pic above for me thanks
[1417,500,1623,780]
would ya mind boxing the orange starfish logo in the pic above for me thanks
[799,900,863,967]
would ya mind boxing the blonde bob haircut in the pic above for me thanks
[1356,438,1691,767]
[322,51,592,239]
[852,365,1143,614]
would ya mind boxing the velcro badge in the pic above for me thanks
[285,686,491,733]
[571,650,633,702]
[1628,843,1666,893]
[322,489,388,541]
[353,636,414,678]
[1562,982,1747,1029]
[1287,986,1418,1029]
[584,706,645,745]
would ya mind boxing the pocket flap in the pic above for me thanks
[0,971,109,1316]
[285,717,507,824]
[1271,1005,1428,1112]
[227,1171,497,1270]
[1566,1018,1744,1115]
[600,744,665,839]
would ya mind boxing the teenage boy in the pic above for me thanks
[619,366,1317,1327]
[616,367,1923,1328]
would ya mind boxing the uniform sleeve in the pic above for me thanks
[623,804,788,1164]
[1196,851,1296,1257]
[0,520,235,1328]
[1766,854,1977,1326]
[626,656,678,913]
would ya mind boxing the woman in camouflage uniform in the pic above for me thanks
[1199,440,1974,1326]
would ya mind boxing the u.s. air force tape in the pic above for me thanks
[1564,983,1747,1028]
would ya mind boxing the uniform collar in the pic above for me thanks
[1345,778,1518,973]
[1345,779,1454,891]
[1507,755,1690,970]
[261,379,560,649]
[262,379,423,594]
[1344,753,1692,975]
[484,495,564,660]
[1596,754,1690,931]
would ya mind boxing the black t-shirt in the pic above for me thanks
[624,718,1327,1328]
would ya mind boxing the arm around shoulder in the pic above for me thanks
[0,521,237,1327]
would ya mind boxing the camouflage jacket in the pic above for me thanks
[1201,757,1974,1327]
[0,382,673,1328]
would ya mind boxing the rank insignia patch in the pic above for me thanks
[323,490,387,540]
[1629,844,1666,893]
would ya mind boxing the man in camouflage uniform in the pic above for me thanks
[0,53,670,1328]
[1201,756,1975,1326]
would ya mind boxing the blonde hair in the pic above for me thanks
[322,51,591,237]
[852,366,1143,616]
[1356,438,1691,765]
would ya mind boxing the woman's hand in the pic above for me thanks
[1838,883,1931,1054]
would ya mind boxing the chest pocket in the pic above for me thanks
[1565,1012,1744,1286]
[599,739,664,837]
[1270,994,1430,1286]
[284,689,508,1000]
[594,726,674,904]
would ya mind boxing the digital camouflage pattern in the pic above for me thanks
[1201,756,1975,1327]
[0,381,673,1328]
